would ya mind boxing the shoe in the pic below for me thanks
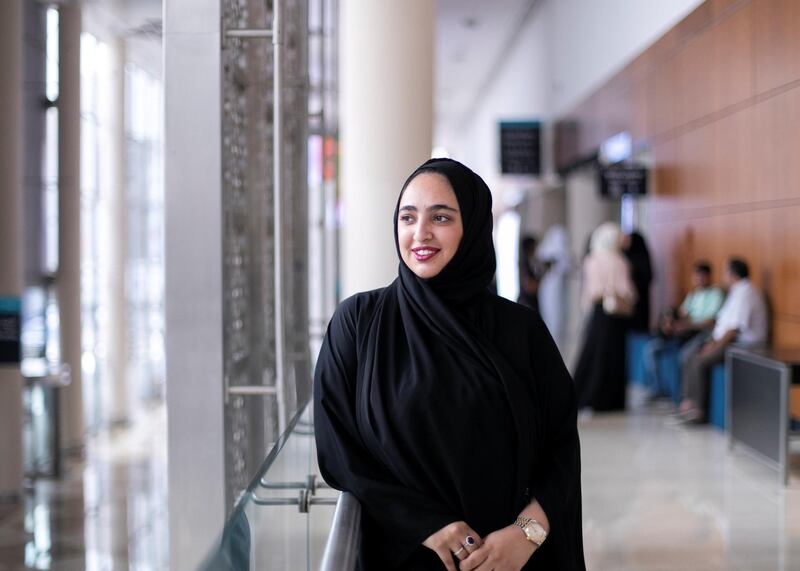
[667,408,706,426]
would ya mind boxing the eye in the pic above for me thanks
[399,214,415,224]
[433,214,451,223]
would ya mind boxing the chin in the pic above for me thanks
[411,265,442,279]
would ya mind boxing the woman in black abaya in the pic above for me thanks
[573,223,637,412]
[314,158,584,571]
[623,230,653,332]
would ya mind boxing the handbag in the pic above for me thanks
[603,293,634,317]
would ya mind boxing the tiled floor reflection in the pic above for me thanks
[0,405,168,571]
[2,400,799,570]
[581,407,800,571]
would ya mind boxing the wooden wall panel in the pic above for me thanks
[648,221,689,313]
[754,0,800,93]
[631,78,649,141]
[645,56,679,138]
[712,2,754,111]
[676,121,716,212]
[754,87,800,202]
[678,24,716,124]
[773,319,800,347]
[763,206,800,318]
[714,106,755,206]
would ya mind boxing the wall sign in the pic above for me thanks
[499,121,541,176]
[0,297,21,365]
[599,165,648,198]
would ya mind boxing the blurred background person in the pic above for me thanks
[573,223,637,412]
[677,258,768,423]
[622,230,653,333]
[517,234,550,314]
[642,261,724,399]
[536,225,573,351]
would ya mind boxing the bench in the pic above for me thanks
[626,333,726,429]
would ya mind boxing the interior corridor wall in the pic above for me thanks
[436,0,705,184]
[545,0,704,116]
[556,0,800,347]
[436,2,550,196]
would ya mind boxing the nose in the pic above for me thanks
[413,219,432,243]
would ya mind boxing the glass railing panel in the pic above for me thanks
[200,402,338,571]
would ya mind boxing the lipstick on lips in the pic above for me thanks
[412,246,440,262]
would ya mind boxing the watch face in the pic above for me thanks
[524,522,547,545]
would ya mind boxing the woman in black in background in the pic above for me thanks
[623,230,653,332]
[573,223,637,412]
[314,158,584,571]
[517,235,550,314]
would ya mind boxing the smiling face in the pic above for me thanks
[397,172,463,279]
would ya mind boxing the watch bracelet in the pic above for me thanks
[513,516,546,546]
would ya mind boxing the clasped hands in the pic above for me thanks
[423,521,536,571]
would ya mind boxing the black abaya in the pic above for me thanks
[624,232,653,332]
[573,302,628,411]
[313,158,584,570]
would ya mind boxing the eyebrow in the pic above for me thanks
[398,204,459,213]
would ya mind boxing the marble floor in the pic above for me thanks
[0,405,168,571]
[580,403,800,571]
[1,399,798,570]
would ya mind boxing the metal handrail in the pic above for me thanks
[319,492,361,571]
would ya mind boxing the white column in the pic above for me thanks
[105,38,129,426]
[58,3,84,450]
[0,0,25,498]
[164,2,226,569]
[339,0,435,296]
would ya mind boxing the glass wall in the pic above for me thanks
[80,34,165,431]
[126,64,165,404]
[80,32,113,433]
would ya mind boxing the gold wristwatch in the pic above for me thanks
[513,516,548,547]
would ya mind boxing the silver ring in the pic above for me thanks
[465,535,476,546]
[453,546,465,556]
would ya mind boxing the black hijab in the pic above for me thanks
[624,230,653,330]
[315,158,582,570]
[394,158,496,303]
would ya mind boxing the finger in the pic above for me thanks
[450,523,481,544]
[435,547,458,571]
[459,548,489,571]
[470,555,495,571]
[463,533,481,554]
[451,544,468,561]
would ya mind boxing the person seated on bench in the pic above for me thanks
[677,257,768,423]
[643,261,724,398]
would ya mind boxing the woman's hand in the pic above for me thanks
[457,525,536,571]
[423,521,483,571]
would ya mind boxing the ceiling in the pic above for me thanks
[79,0,541,123]
[83,0,162,38]
[435,0,540,136]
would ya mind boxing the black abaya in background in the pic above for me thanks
[624,231,653,332]
[573,302,628,411]
[517,235,545,313]
[314,159,585,570]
